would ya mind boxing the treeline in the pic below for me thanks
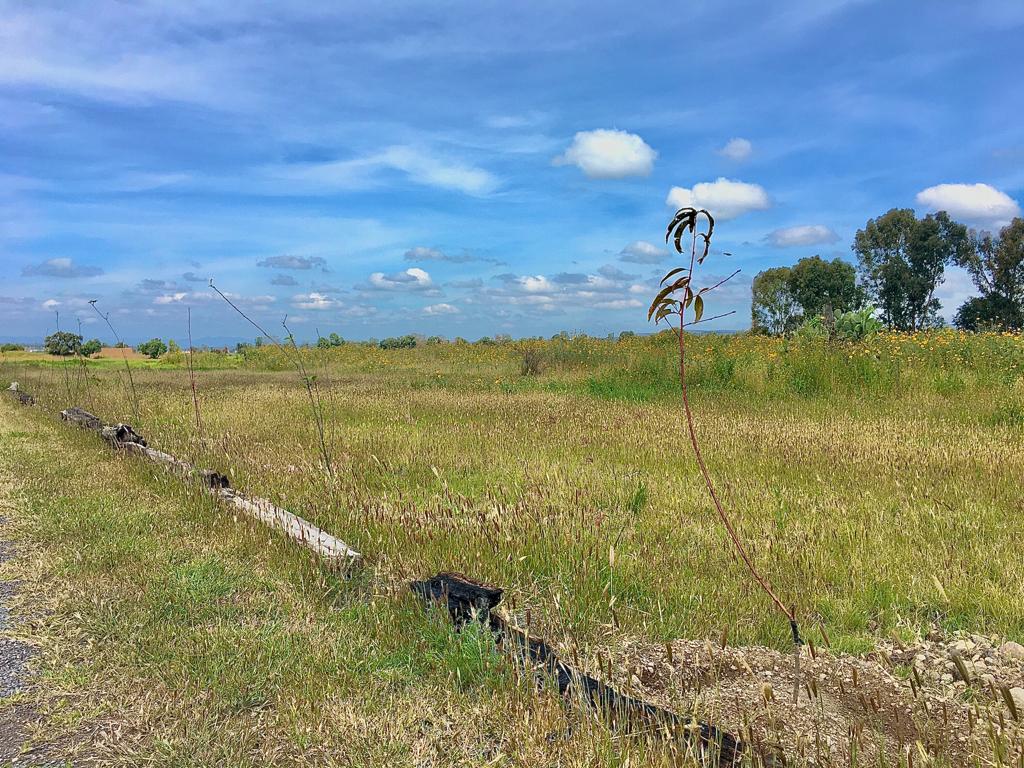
[753,210,1024,335]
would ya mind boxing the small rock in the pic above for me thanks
[1010,688,1024,712]
[999,641,1024,661]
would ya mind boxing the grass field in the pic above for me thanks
[5,330,1023,649]
[3,329,1023,764]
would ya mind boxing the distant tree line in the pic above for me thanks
[752,210,1024,335]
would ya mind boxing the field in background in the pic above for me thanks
[5,329,1023,655]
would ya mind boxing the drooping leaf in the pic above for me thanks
[660,267,688,285]
[694,294,704,322]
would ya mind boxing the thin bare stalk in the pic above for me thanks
[55,310,74,405]
[89,300,141,423]
[186,307,203,436]
[209,281,334,478]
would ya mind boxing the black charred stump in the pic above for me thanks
[101,423,147,447]
[410,572,770,767]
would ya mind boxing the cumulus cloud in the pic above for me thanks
[292,292,337,310]
[256,255,328,271]
[718,138,752,161]
[181,271,206,283]
[484,267,646,313]
[553,129,656,179]
[364,267,435,292]
[271,274,298,286]
[915,183,1020,226]
[22,257,103,278]
[665,178,770,220]
[423,302,459,315]
[42,298,60,309]
[619,240,666,264]
[765,225,840,247]
[154,292,188,305]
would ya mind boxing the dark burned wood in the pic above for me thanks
[101,423,147,447]
[411,572,504,626]
[60,406,103,431]
[411,572,775,767]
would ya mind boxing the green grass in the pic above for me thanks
[2,402,666,766]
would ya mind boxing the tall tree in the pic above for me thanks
[853,208,970,331]
[44,331,82,356]
[786,255,861,319]
[953,218,1024,331]
[751,267,800,335]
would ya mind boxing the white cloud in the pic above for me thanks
[281,147,498,196]
[765,224,840,247]
[666,178,770,220]
[553,129,656,179]
[718,138,752,161]
[366,267,435,291]
[292,292,337,310]
[22,257,103,278]
[42,298,59,309]
[423,302,459,315]
[520,275,556,293]
[594,298,643,310]
[619,240,666,264]
[915,183,1020,226]
[154,292,188,305]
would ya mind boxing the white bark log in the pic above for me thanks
[215,488,362,565]
[57,404,361,567]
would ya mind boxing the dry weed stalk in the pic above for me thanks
[88,299,141,423]
[209,280,334,478]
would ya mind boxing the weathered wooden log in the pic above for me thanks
[215,488,362,566]
[411,573,775,767]
[6,383,34,406]
[54,403,360,566]
[117,442,229,489]
[60,406,103,431]
[101,423,147,447]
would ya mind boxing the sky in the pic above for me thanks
[2,0,1023,344]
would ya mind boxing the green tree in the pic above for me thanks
[953,218,1024,331]
[787,255,861,319]
[853,208,970,331]
[44,331,82,356]
[167,339,181,353]
[80,338,102,357]
[137,338,168,358]
[751,267,800,335]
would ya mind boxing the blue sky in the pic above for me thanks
[2,1,1023,344]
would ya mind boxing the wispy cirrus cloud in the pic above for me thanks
[21,257,103,278]
[765,224,840,247]
[276,146,498,196]
[403,246,505,265]
[256,255,329,271]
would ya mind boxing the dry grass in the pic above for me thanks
[2,329,1023,765]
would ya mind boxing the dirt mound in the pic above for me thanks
[605,631,1023,766]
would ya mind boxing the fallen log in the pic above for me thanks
[216,488,362,564]
[5,382,34,406]
[411,573,778,767]
[52,402,361,567]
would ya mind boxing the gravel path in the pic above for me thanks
[0,518,68,765]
